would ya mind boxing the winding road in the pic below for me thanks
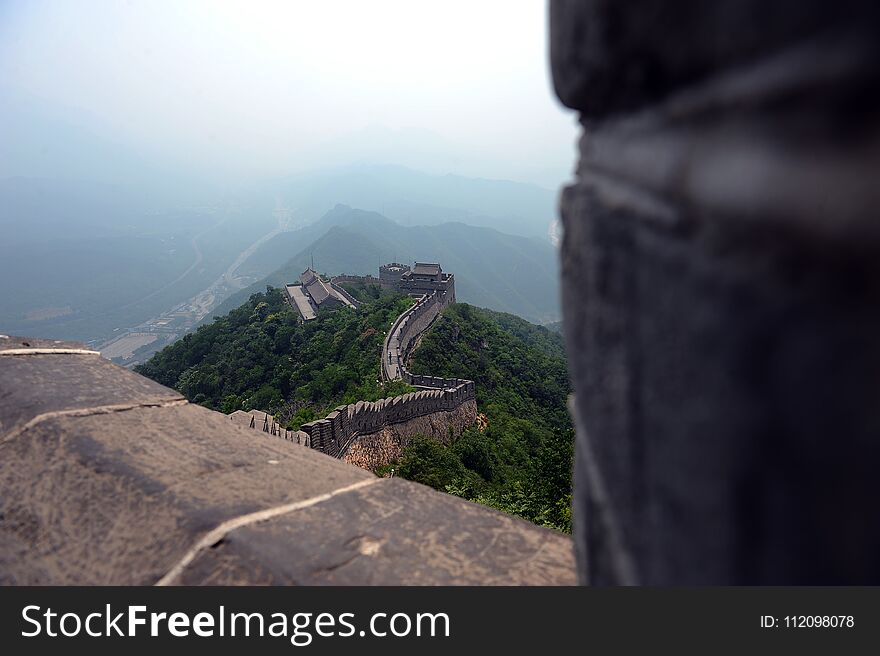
[98,207,294,360]
[114,219,220,312]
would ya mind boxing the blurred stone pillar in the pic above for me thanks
[551,0,880,584]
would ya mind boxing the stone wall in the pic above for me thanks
[300,381,476,459]
[344,398,478,471]
[551,0,880,584]
[0,335,575,584]
[302,284,476,462]
[330,273,393,290]
[382,289,453,382]
[328,281,363,308]
[229,409,310,446]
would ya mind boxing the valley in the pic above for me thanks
[98,205,299,366]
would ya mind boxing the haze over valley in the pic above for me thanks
[0,1,576,364]
[0,166,562,365]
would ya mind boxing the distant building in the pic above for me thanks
[399,262,456,302]
[285,268,357,322]
[287,262,456,320]
[379,262,410,287]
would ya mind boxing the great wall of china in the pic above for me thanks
[235,263,478,470]
[0,333,574,584]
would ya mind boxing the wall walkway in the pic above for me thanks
[301,288,476,461]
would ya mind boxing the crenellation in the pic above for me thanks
[299,369,476,463]
[271,262,475,466]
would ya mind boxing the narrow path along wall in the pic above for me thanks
[328,281,363,309]
[382,289,453,383]
[300,288,477,469]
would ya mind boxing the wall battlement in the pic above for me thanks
[300,268,475,463]
[229,409,311,446]
[300,381,476,459]
[328,281,363,308]
[330,273,390,290]
[382,288,454,383]
[330,262,455,301]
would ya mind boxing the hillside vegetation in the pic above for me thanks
[400,304,573,532]
[136,288,573,532]
[135,286,414,428]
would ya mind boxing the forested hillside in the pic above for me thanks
[401,304,573,532]
[136,288,573,532]
[135,286,413,428]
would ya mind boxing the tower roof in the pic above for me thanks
[412,263,441,276]
[300,268,333,305]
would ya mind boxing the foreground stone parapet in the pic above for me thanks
[175,478,574,586]
[0,339,575,585]
[551,1,880,584]
[0,336,183,441]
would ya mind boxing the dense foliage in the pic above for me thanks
[137,287,574,532]
[135,286,414,428]
[396,304,574,532]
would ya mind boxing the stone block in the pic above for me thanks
[177,478,576,585]
[0,403,373,584]
[549,0,876,117]
[0,350,182,440]
[560,143,880,584]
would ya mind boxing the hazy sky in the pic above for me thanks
[0,0,577,191]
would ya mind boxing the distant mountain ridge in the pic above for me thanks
[211,205,560,324]
[254,163,557,242]
[0,165,558,343]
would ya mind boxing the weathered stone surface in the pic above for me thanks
[553,1,880,584]
[0,352,576,585]
[176,478,576,585]
[345,399,478,471]
[0,403,372,584]
[550,0,877,117]
[0,351,183,441]
[563,179,880,584]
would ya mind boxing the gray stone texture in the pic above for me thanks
[552,0,880,583]
[0,343,183,440]
[550,0,878,117]
[0,350,574,584]
[176,478,576,586]
[0,335,88,352]
[0,402,373,584]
